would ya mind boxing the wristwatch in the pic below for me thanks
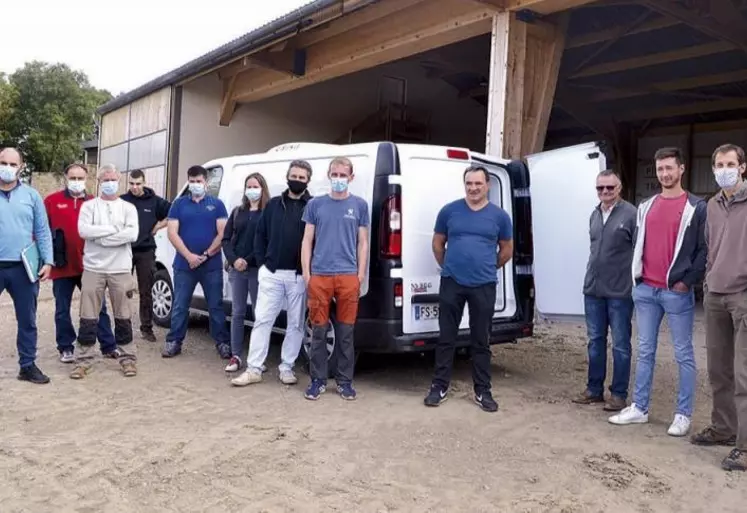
[202,250,210,258]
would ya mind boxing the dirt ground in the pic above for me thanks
[0,284,745,513]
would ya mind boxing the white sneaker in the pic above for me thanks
[231,369,262,387]
[59,350,75,364]
[667,414,691,437]
[279,369,298,385]
[224,356,241,372]
[608,403,649,425]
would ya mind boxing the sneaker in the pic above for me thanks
[141,330,157,342]
[571,389,604,405]
[231,369,262,386]
[102,348,123,359]
[424,384,448,407]
[304,379,327,400]
[59,350,75,364]
[217,343,231,360]
[608,403,649,425]
[691,426,737,447]
[603,395,627,412]
[721,449,747,472]
[337,383,357,400]
[279,369,298,385]
[225,356,241,372]
[69,365,89,380]
[161,342,182,358]
[17,364,50,384]
[474,390,499,412]
[667,414,691,437]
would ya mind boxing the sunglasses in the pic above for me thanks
[596,185,616,192]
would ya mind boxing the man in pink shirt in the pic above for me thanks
[609,147,707,437]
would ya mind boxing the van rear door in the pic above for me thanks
[526,141,608,323]
[397,145,516,335]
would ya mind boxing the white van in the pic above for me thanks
[151,140,607,373]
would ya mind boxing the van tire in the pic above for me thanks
[300,310,338,379]
[152,269,173,329]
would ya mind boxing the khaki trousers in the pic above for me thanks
[704,291,747,450]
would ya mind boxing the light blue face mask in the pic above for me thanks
[100,180,119,196]
[0,165,18,183]
[189,182,205,197]
[330,177,349,193]
[245,187,262,202]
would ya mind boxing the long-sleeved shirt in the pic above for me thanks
[705,182,747,294]
[0,182,53,266]
[78,197,139,274]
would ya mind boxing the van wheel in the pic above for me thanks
[300,311,338,379]
[152,269,173,329]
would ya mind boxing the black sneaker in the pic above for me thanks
[141,330,157,342]
[474,390,499,412]
[424,384,448,407]
[17,364,50,384]
[721,449,747,472]
[217,343,231,359]
[162,341,182,358]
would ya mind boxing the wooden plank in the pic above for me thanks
[504,14,527,159]
[566,17,679,49]
[233,2,493,104]
[219,76,238,127]
[569,41,734,79]
[506,0,600,14]
[485,13,511,158]
[617,98,747,122]
[100,106,130,148]
[129,87,171,139]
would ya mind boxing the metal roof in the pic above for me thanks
[97,0,347,115]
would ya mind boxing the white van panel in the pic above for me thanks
[397,147,515,335]
[527,142,606,322]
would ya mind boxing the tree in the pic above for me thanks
[0,73,18,146]
[5,62,112,173]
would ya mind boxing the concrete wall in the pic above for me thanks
[176,54,488,189]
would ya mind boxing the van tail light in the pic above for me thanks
[446,148,469,160]
[380,194,401,259]
[394,282,403,308]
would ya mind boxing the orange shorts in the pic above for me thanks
[307,275,360,326]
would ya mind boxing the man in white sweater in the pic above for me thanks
[72,164,139,379]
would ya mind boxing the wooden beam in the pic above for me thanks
[468,0,506,8]
[570,10,650,74]
[616,97,747,122]
[637,0,747,53]
[485,13,514,158]
[506,0,602,14]
[233,1,493,104]
[569,40,734,78]
[587,69,747,102]
[219,76,238,127]
[246,48,307,77]
[566,16,679,49]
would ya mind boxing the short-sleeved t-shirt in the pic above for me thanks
[168,194,228,272]
[302,194,370,275]
[435,199,513,287]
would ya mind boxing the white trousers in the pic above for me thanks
[247,266,306,372]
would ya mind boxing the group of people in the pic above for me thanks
[575,144,747,472]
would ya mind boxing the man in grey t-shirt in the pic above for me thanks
[301,156,370,401]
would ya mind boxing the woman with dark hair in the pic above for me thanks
[222,172,270,372]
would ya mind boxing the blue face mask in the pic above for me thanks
[245,187,262,202]
[330,177,349,193]
[100,180,119,196]
[189,182,205,197]
[0,165,18,183]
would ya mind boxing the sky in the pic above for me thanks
[3,0,311,95]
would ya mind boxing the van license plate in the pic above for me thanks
[414,304,439,321]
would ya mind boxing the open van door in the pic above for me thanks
[526,142,608,323]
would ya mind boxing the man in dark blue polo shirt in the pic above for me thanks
[424,165,514,413]
[162,165,230,359]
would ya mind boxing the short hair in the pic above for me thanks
[187,165,207,179]
[329,156,353,175]
[129,169,145,181]
[654,147,684,166]
[712,143,746,167]
[288,159,313,180]
[463,165,489,183]
[97,164,119,179]
[0,147,24,165]
[64,162,87,176]
[597,169,621,182]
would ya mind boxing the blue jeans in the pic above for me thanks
[228,267,259,358]
[53,276,116,354]
[632,282,697,417]
[0,264,39,368]
[584,295,634,399]
[166,267,229,348]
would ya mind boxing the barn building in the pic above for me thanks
[96,0,747,203]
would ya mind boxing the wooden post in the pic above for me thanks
[485,12,512,159]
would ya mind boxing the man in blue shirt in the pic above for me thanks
[162,165,230,359]
[424,165,514,412]
[0,147,54,384]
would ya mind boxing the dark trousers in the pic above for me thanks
[433,277,497,393]
[53,275,116,354]
[0,263,39,368]
[166,267,229,347]
[132,250,156,332]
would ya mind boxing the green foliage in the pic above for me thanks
[2,61,112,173]
[0,73,18,145]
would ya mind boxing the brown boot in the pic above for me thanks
[121,360,137,377]
[603,395,627,412]
[691,426,736,447]
[571,389,604,405]
[721,449,747,471]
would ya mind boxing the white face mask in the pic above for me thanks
[100,180,119,196]
[245,187,262,202]
[67,180,86,195]
[189,182,205,197]
[714,167,741,189]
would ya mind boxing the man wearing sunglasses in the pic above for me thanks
[573,169,637,412]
